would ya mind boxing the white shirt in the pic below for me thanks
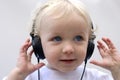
[25,66,113,80]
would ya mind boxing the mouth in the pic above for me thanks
[59,59,77,63]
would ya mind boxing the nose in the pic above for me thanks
[62,42,75,54]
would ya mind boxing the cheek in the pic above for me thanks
[76,44,88,60]
[43,44,60,61]
[43,46,61,68]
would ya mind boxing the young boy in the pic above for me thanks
[4,0,120,80]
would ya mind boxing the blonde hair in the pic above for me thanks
[30,0,96,40]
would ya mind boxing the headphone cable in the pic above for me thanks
[37,58,40,80]
[80,60,87,80]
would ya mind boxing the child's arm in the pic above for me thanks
[6,38,45,80]
[90,37,120,80]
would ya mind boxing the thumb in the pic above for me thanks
[34,63,45,70]
[90,60,105,68]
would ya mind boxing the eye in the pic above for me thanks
[74,35,83,41]
[52,36,62,42]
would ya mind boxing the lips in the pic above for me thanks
[59,59,76,63]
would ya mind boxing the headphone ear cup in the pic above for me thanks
[85,40,95,61]
[31,35,45,59]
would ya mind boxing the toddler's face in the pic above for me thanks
[39,12,90,72]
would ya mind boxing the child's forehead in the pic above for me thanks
[40,13,90,34]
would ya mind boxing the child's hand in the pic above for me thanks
[7,38,45,80]
[90,37,120,79]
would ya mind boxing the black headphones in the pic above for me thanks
[30,24,95,62]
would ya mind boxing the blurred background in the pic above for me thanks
[0,0,120,79]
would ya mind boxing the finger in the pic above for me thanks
[20,38,31,56]
[29,49,34,57]
[90,60,105,68]
[28,49,34,62]
[23,39,32,52]
[97,40,108,52]
[33,63,45,71]
[97,45,106,58]
[102,37,116,49]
